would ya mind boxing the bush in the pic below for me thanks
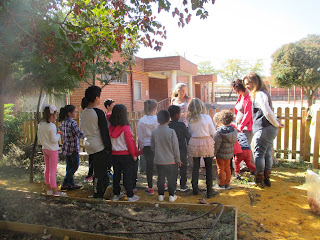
[4,104,27,154]
[1,141,43,170]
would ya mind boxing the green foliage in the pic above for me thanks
[271,35,320,107]
[197,61,217,75]
[217,59,264,82]
[1,141,43,169]
[3,104,27,154]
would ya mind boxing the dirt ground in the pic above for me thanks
[0,161,319,240]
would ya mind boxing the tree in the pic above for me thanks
[217,59,264,82]
[271,35,320,107]
[197,61,217,75]
[0,0,216,158]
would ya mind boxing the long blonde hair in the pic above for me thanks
[171,82,188,99]
[243,72,268,99]
[187,98,206,123]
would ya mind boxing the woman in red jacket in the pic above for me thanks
[231,79,253,147]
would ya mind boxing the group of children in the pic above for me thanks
[38,85,256,202]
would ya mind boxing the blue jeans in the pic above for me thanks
[253,125,278,173]
[63,152,80,186]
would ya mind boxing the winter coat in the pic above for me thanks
[214,125,237,160]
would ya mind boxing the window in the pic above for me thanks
[134,81,142,101]
[101,73,128,84]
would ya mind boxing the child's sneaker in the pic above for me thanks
[84,176,93,183]
[214,184,225,190]
[225,185,231,190]
[158,195,164,201]
[145,188,155,195]
[112,192,125,201]
[180,185,189,192]
[54,192,68,197]
[128,195,140,202]
[169,195,177,202]
[46,190,53,195]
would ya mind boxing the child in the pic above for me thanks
[137,99,158,195]
[38,105,67,197]
[187,98,218,198]
[104,98,115,122]
[151,110,181,202]
[108,104,140,202]
[168,105,191,191]
[80,86,112,198]
[213,110,238,190]
[58,105,84,190]
[233,132,256,179]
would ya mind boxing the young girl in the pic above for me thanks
[137,99,158,195]
[109,104,140,202]
[58,105,84,190]
[187,98,218,198]
[38,105,67,197]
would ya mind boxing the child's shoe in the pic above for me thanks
[169,195,177,202]
[158,195,164,201]
[112,192,125,201]
[84,176,93,183]
[180,185,189,192]
[54,192,68,197]
[46,190,53,195]
[214,184,225,190]
[128,195,140,202]
[71,184,82,190]
[145,188,155,195]
[225,185,231,190]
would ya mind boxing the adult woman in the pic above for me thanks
[231,79,253,145]
[243,73,284,187]
[171,83,191,126]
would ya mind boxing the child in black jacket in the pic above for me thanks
[168,105,191,191]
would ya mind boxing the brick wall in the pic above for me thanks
[149,77,168,102]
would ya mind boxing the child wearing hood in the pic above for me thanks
[213,110,238,190]
[109,104,140,202]
[137,99,159,196]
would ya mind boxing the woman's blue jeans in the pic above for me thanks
[253,125,278,173]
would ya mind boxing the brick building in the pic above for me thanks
[70,53,217,112]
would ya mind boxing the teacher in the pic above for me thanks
[243,73,284,188]
[171,83,191,126]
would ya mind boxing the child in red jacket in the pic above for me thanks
[109,104,140,202]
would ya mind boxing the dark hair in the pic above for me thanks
[157,110,170,124]
[85,86,101,103]
[81,97,89,110]
[144,99,158,115]
[168,105,181,120]
[231,78,246,92]
[109,104,130,126]
[43,107,55,123]
[104,99,115,108]
[58,105,75,122]
[213,110,234,126]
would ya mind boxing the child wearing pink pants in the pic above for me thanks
[38,105,67,197]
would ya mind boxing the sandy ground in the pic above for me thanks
[0,162,319,240]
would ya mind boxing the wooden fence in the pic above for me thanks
[21,107,319,170]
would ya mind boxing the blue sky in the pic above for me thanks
[137,0,320,77]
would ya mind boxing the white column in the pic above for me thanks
[171,70,177,92]
[188,75,193,98]
[207,82,212,104]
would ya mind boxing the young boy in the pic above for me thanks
[151,110,181,202]
[104,98,115,122]
[233,132,256,180]
[168,105,191,191]
[80,86,112,198]
[213,110,237,190]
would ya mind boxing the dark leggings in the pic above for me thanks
[191,157,213,190]
[143,146,154,188]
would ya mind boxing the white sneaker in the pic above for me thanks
[169,195,177,202]
[47,190,53,195]
[158,195,164,201]
[128,195,140,202]
[112,192,125,201]
[54,192,68,197]
[214,184,225,190]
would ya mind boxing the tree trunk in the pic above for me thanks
[0,64,9,160]
[29,88,43,183]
